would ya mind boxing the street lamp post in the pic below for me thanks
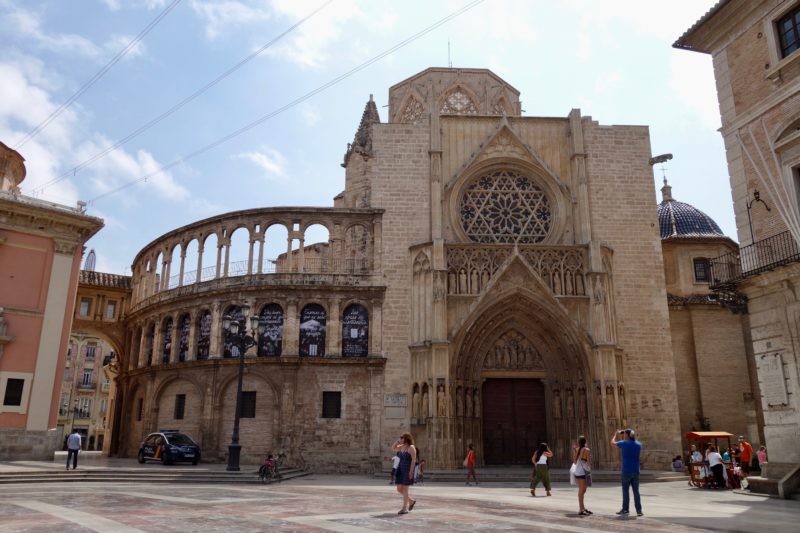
[223,305,263,471]
[70,399,79,429]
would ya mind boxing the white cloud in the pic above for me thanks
[189,0,272,40]
[99,0,122,11]
[76,137,189,203]
[265,0,362,68]
[2,2,102,58]
[234,147,287,178]
[103,34,147,59]
[0,57,186,209]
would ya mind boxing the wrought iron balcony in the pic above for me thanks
[710,230,800,287]
[77,381,96,390]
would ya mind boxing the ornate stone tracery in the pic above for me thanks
[446,245,587,297]
[459,170,551,244]
[400,97,424,123]
[440,88,478,115]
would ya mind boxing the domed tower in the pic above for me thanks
[659,178,761,448]
[658,178,735,296]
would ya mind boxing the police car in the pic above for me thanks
[137,430,201,465]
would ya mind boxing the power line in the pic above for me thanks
[14,0,182,151]
[87,0,486,205]
[32,0,334,197]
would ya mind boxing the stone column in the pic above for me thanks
[178,248,186,287]
[326,298,341,356]
[370,299,382,355]
[169,313,179,363]
[196,244,204,284]
[210,302,223,358]
[247,236,255,275]
[256,235,265,274]
[137,325,147,368]
[569,109,592,244]
[186,310,197,362]
[223,238,231,277]
[215,242,223,279]
[284,299,299,356]
[152,316,163,365]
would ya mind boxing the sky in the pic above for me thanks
[0,0,729,275]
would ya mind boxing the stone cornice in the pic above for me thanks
[0,192,103,243]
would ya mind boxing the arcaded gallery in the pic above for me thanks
[101,67,758,471]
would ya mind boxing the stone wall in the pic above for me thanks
[583,120,682,457]
[0,428,60,460]
[367,123,431,452]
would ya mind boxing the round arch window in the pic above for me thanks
[459,170,552,243]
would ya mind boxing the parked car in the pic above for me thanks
[138,430,200,465]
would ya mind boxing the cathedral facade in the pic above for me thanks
[112,67,687,471]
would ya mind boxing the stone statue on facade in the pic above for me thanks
[437,385,446,416]
[422,386,429,418]
[412,389,420,418]
[465,389,473,417]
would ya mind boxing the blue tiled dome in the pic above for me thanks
[657,180,726,240]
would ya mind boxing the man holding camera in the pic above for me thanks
[610,428,642,517]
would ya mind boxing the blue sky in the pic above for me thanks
[1,0,727,274]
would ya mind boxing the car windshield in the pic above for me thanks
[165,433,195,446]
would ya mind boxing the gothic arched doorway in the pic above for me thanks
[451,277,596,468]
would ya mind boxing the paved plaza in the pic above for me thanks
[1,472,798,532]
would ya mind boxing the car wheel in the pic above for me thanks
[137,450,145,464]
[161,452,173,466]
[192,457,199,466]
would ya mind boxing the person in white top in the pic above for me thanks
[389,453,400,484]
[706,445,725,489]
[530,442,553,497]
[66,429,81,470]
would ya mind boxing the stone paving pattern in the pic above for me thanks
[1,474,798,532]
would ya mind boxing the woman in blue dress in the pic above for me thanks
[392,433,417,514]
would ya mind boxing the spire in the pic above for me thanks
[343,95,381,167]
[661,177,673,202]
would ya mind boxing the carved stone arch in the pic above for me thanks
[261,220,289,234]
[450,254,594,380]
[215,369,279,462]
[773,114,800,166]
[231,366,282,401]
[152,374,204,405]
[413,250,431,272]
[300,219,332,234]
[439,84,480,115]
[395,89,426,124]
[446,124,569,245]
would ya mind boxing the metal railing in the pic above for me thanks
[78,381,96,390]
[711,230,800,287]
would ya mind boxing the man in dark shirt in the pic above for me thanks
[611,428,642,517]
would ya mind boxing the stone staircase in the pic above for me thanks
[743,463,800,499]
[0,465,311,485]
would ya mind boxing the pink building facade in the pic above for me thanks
[0,142,103,460]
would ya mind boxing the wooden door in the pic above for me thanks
[482,378,546,465]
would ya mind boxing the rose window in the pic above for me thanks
[459,170,551,243]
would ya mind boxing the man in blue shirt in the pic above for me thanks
[611,428,642,517]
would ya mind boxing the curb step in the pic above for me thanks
[0,468,311,485]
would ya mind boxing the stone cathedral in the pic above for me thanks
[110,67,708,471]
